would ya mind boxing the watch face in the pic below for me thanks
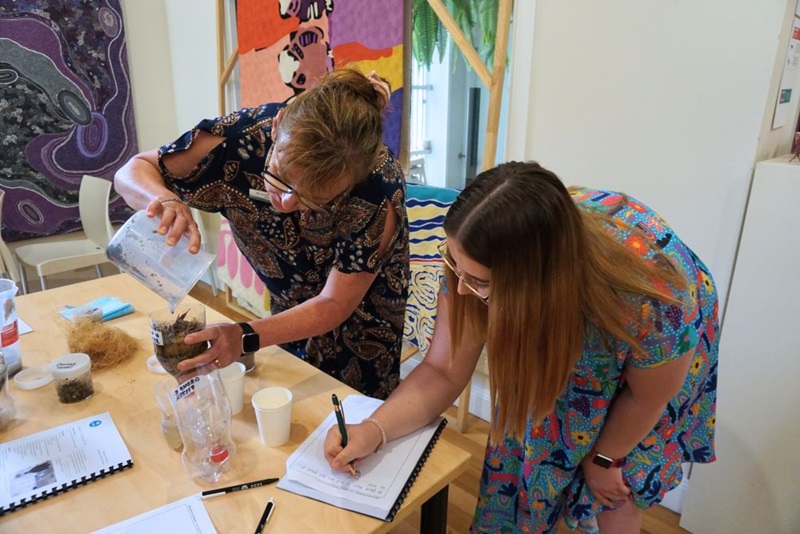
[242,332,260,354]
[592,453,614,469]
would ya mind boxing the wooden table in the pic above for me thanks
[1,275,469,533]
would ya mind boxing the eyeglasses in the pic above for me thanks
[437,240,490,305]
[262,144,341,214]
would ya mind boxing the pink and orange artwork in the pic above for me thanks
[236,0,405,156]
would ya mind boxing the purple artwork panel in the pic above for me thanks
[0,0,137,242]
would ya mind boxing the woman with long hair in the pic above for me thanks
[326,161,718,532]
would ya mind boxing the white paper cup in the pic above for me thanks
[251,387,293,446]
[219,361,246,415]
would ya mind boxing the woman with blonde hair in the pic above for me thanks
[325,161,718,532]
[115,69,408,399]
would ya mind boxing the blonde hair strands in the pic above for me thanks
[274,69,388,193]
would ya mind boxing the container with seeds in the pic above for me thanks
[51,352,93,404]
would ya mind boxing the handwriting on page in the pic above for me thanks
[293,464,390,498]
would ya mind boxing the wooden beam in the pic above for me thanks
[426,0,491,88]
[219,48,239,91]
[216,0,226,114]
[482,0,513,171]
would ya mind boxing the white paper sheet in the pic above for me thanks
[17,318,32,335]
[92,493,217,534]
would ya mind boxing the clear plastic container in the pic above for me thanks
[0,279,22,375]
[169,364,235,484]
[51,352,94,404]
[106,210,215,312]
[154,377,183,450]
[0,349,16,430]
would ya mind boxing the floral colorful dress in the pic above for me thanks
[472,188,719,532]
[158,104,409,400]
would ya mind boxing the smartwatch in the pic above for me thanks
[238,322,260,355]
[590,447,626,469]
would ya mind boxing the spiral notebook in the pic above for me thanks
[0,412,133,516]
[277,395,447,521]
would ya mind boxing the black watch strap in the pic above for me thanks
[238,322,260,354]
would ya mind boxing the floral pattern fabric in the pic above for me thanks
[472,188,719,533]
[158,104,409,400]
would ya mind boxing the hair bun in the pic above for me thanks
[367,70,391,110]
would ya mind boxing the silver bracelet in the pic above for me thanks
[363,417,387,452]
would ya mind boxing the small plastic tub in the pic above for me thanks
[51,353,94,404]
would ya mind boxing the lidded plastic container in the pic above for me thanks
[51,352,94,404]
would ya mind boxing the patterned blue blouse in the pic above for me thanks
[158,104,409,399]
[472,188,718,532]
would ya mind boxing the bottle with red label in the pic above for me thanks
[0,279,21,375]
[169,364,236,484]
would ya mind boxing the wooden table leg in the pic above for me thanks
[420,485,449,533]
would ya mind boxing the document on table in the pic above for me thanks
[17,318,32,335]
[277,394,446,521]
[92,493,216,534]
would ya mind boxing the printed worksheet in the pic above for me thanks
[277,395,445,520]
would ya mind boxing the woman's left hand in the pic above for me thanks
[580,456,631,507]
[178,322,245,371]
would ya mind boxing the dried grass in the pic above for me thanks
[65,318,139,370]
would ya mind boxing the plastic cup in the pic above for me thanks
[218,362,246,415]
[149,302,207,377]
[251,387,293,447]
[106,210,215,312]
[153,377,183,450]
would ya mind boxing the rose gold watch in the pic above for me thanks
[589,446,626,469]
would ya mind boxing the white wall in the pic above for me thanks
[164,0,219,131]
[510,0,790,317]
[119,0,176,150]
[120,0,217,151]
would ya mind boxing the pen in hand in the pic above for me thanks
[254,497,275,534]
[201,477,279,499]
[331,394,358,477]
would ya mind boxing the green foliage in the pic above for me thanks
[412,0,500,70]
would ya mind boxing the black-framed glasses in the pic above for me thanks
[261,143,350,214]
[437,240,490,305]
[262,143,336,213]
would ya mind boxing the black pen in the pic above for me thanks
[331,394,357,477]
[254,497,275,534]
[201,477,279,499]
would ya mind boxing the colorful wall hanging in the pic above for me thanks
[0,0,136,242]
[236,0,405,157]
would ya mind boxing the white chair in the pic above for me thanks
[0,190,20,283]
[16,175,114,293]
[408,157,427,184]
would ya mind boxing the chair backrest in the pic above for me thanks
[404,183,460,354]
[408,157,427,185]
[79,175,114,247]
[0,190,19,282]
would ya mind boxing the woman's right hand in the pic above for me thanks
[145,196,202,254]
[323,421,384,472]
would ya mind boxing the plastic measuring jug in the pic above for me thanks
[106,210,214,312]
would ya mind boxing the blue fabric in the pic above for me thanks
[404,184,460,353]
[60,296,134,322]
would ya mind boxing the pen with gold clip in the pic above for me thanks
[331,394,358,477]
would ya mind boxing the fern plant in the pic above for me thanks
[412,0,500,70]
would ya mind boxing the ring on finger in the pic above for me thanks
[213,358,221,368]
